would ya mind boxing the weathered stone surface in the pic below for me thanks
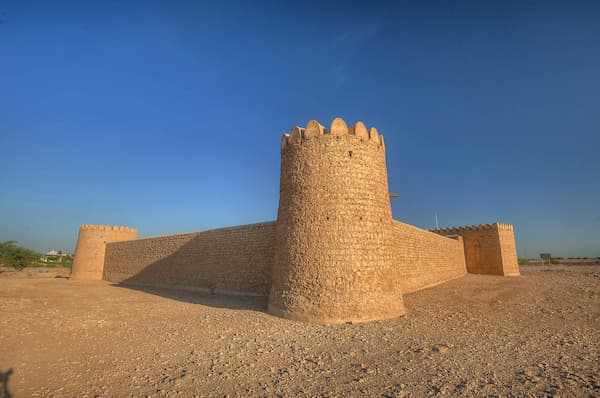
[431,223,520,276]
[281,134,289,150]
[103,223,275,295]
[329,117,349,136]
[289,127,303,144]
[350,121,369,140]
[369,127,380,143]
[271,126,405,324]
[392,221,466,293]
[71,225,138,281]
[304,120,324,138]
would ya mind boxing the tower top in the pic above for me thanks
[280,117,385,151]
[80,224,138,233]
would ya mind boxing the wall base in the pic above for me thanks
[267,303,406,324]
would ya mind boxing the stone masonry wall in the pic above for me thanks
[431,223,520,276]
[71,225,138,281]
[391,220,467,293]
[269,118,406,324]
[498,226,520,276]
[103,222,275,295]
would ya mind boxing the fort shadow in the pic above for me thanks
[0,368,13,398]
[108,226,272,313]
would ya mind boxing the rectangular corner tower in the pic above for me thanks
[432,223,519,276]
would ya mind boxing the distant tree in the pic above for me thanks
[0,241,17,255]
[0,241,40,270]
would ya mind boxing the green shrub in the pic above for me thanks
[518,258,529,265]
[0,241,41,270]
[550,258,560,265]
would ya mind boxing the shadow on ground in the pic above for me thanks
[0,368,13,398]
[102,224,274,313]
[112,283,268,312]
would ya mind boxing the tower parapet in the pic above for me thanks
[71,224,138,280]
[269,118,405,324]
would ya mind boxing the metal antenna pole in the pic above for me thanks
[435,211,439,229]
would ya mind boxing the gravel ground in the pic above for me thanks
[1,265,598,397]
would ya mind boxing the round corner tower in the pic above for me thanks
[268,117,406,324]
[70,225,138,280]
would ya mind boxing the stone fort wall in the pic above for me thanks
[99,219,465,300]
[71,225,138,281]
[431,223,519,276]
[392,220,467,293]
[72,117,519,324]
[103,222,275,296]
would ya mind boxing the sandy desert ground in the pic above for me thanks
[1,265,598,397]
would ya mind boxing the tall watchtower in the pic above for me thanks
[268,118,406,323]
[71,225,138,280]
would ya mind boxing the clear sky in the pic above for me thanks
[1,1,599,258]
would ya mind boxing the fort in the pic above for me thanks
[70,118,519,324]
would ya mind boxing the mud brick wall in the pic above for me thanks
[391,220,467,293]
[103,222,275,295]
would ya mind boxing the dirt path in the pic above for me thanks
[1,265,598,397]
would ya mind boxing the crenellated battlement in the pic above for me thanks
[430,222,513,234]
[80,224,137,233]
[280,118,385,151]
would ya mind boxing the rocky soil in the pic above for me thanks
[1,265,598,397]
[0,266,70,279]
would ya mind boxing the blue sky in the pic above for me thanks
[1,1,599,258]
